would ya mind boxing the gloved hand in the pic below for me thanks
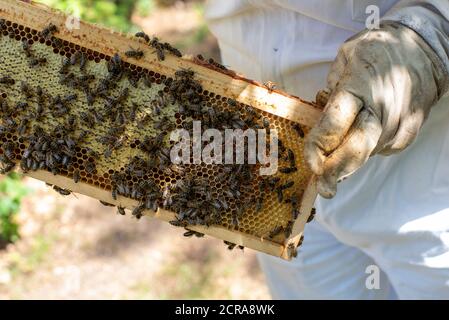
[305,22,449,199]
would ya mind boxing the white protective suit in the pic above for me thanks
[205,0,449,299]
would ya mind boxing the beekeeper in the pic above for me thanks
[205,0,449,299]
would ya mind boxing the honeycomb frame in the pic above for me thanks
[0,0,321,260]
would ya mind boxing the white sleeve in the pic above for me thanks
[382,0,449,74]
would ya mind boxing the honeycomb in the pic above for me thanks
[0,17,314,254]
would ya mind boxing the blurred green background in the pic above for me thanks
[34,0,215,54]
[37,0,154,32]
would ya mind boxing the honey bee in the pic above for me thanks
[307,208,316,223]
[286,149,295,167]
[85,90,96,106]
[149,36,160,48]
[0,97,9,114]
[183,230,195,238]
[112,53,121,65]
[262,118,270,128]
[132,203,145,220]
[169,219,186,227]
[107,53,123,77]
[276,188,284,203]
[298,235,304,247]
[207,58,228,71]
[275,137,286,154]
[255,195,264,212]
[292,208,300,220]
[145,197,158,212]
[292,123,305,138]
[127,72,139,88]
[70,51,81,65]
[60,56,71,74]
[279,181,294,191]
[29,57,47,68]
[135,31,150,42]
[1,117,17,133]
[223,241,243,251]
[224,240,236,250]
[0,155,15,174]
[174,68,194,79]
[79,53,87,71]
[167,46,182,57]
[129,103,139,122]
[16,102,28,112]
[290,194,300,219]
[77,129,90,143]
[2,141,16,161]
[72,169,81,183]
[279,166,297,174]
[0,75,15,86]
[18,117,30,135]
[125,47,144,59]
[19,82,33,98]
[41,23,58,40]
[80,112,95,127]
[268,225,283,239]
[143,75,152,88]
[117,206,126,215]
[22,39,32,57]
[84,161,97,175]
[287,243,298,258]
[183,229,205,238]
[53,185,72,196]
[66,115,77,130]
[86,148,100,160]
[154,46,165,61]
[263,81,277,93]
[99,200,114,207]
[193,231,205,238]
[284,221,294,238]
[111,186,118,200]
[52,37,63,49]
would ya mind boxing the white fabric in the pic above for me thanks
[205,0,449,299]
[384,0,449,74]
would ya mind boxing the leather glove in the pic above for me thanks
[305,22,449,199]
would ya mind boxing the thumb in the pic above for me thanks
[305,89,363,175]
[317,109,382,198]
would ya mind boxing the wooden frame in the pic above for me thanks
[0,0,322,260]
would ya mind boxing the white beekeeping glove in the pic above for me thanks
[305,17,449,198]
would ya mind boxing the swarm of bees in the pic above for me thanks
[135,31,182,61]
[194,54,234,76]
[0,21,311,257]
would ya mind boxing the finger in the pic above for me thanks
[327,50,348,91]
[317,109,382,198]
[378,111,425,155]
[326,36,362,91]
[305,90,363,175]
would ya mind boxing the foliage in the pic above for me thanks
[0,173,30,243]
[36,0,154,32]
[135,0,155,18]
